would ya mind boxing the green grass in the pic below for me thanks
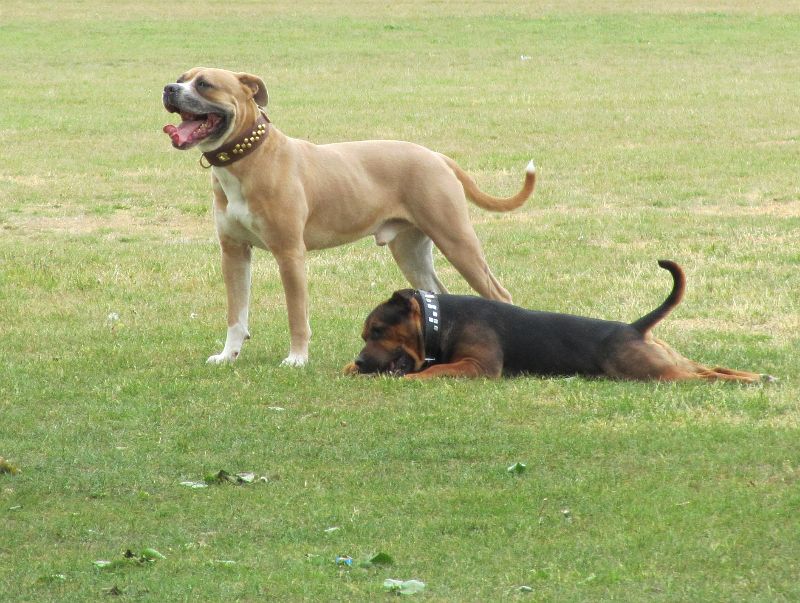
[1,1,799,600]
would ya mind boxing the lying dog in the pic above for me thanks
[162,67,535,366]
[346,260,773,382]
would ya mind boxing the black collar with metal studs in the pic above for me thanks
[200,109,271,168]
[414,290,442,366]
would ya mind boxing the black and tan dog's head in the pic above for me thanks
[162,67,268,151]
[345,289,427,376]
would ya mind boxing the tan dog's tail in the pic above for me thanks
[440,155,536,212]
[630,260,686,334]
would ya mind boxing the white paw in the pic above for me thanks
[206,350,240,364]
[280,353,308,367]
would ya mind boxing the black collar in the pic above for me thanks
[414,290,442,366]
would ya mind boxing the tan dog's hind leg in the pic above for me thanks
[388,228,448,293]
[208,239,252,364]
[432,227,512,303]
[408,176,513,303]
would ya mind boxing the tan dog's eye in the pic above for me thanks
[196,79,212,89]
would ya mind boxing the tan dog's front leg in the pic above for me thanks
[207,239,252,364]
[274,248,311,367]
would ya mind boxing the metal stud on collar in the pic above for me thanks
[231,122,267,156]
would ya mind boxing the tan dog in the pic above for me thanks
[163,67,535,366]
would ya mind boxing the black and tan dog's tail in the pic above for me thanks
[439,155,536,212]
[630,260,686,335]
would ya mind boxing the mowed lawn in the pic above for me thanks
[1,1,799,600]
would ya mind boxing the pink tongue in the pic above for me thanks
[162,119,204,147]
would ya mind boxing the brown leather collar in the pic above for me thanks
[200,110,270,168]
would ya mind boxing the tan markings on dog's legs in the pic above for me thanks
[689,366,767,383]
[208,239,252,364]
[607,338,767,383]
[405,358,495,379]
[388,227,448,293]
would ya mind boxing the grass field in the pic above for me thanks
[2,1,799,600]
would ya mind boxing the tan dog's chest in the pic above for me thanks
[212,167,267,248]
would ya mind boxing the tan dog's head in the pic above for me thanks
[345,290,427,376]
[162,67,268,151]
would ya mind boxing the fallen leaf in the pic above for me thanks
[141,548,166,561]
[0,457,20,475]
[507,462,527,475]
[204,470,266,485]
[384,578,426,595]
[359,552,394,568]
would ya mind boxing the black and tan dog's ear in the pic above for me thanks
[237,72,269,107]
[388,289,416,308]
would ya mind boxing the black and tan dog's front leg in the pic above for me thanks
[405,357,500,379]
[406,325,503,379]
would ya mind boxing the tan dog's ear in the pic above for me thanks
[237,72,269,108]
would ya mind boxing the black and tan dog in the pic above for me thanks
[345,260,772,382]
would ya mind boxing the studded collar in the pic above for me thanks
[200,109,270,168]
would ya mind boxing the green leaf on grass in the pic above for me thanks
[507,462,527,475]
[0,457,20,475]
[141,548,166,561]
[204,470,264,485]
[358,552,391,568]
[384,578,425,595]
[367,552,394,566]
[95,548,165,570]
[206,470,233,484]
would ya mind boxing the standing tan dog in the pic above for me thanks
[163,67,535,366]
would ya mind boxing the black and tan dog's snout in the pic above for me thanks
[352,354,368,372]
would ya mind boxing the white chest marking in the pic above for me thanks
[213,167,266,248]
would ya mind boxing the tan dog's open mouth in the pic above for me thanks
[163,110,225,150]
